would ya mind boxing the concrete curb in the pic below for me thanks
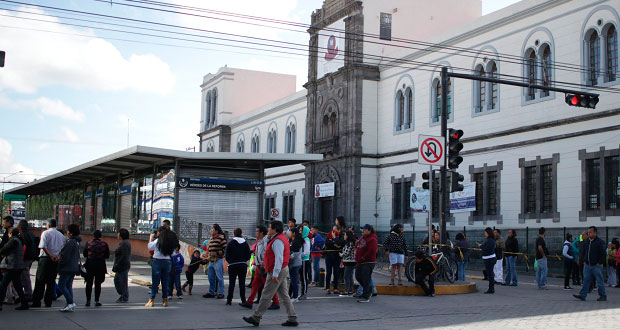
[376,282,477,295]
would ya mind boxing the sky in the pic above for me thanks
[0,0,522,190]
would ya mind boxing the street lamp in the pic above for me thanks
[1,170,23,217]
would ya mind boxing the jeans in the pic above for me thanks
[580,264,606,299]
[227,264,247,302]
[168,271,182,296]
[289,265,300,299]
[457,261,467,281]
[208,259,225,295]
[415,272,435,295]
[483,258,496,292]
[251,267,297,323]
[0,269,26,307]
[325,255,340,290]
[20,259,34,301]
[607,266,616,287]
[356,277,377,295]
[343,264,355,293]
[31,257,58,306]
[536,258,548,288]
[312,257,321,282]
[355,263,375,300]
[114,270,129,301]
[57,273,75,305]
[150,259,171,299]
[505,256,518,285]
[564,259,574,288]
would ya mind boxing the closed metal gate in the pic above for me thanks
[119,178,133,231]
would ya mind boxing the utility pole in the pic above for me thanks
[439,67,448,244]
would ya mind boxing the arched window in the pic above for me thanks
[432,78,451,123]
[206,141,214,152]
[330,113,337,137]
[211,89,218,127]
[405,87,413,129]
[236,138,244,153]
[267,129,277,153]
[322,115,330,138]
[205,91,212,129]
[540,44,552,97]
[606,25,618,82]
[588,30,601,86]
[489,61,498,109]
[474,64,486,113]
[285,124,296,154]
[525,49,537,101]
[396,90,404,131]
[251,134,260,153]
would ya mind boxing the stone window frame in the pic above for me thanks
[472,60,500,117]
[206,140,215,153]
[264,192,277,221]
[285,122,296,154]
[468,162,503,225]
[236,134,245,153]
[578,146,620,221]
[518,153,560,223]
[391,174,415,225]
[282,190,296,222]
[520,27,556,106]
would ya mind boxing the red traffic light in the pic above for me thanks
[571,95,580,106]
[565,93,599,109]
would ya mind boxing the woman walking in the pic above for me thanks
[383,224,408,286]
[339,230,356,296]
[83,230,110,307]
[57,224,82,312]
[288,226,302,302]
[480,227,497,294]
[0,228,29,311]
[145,226,176,307]
[224,228,251,305]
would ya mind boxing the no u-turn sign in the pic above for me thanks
[418,135,445,166]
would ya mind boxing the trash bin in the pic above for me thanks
[318,268,326,287]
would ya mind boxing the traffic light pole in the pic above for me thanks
[428,165,433,253]
[439,67,448,244]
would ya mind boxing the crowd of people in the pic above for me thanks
[0,212,618,327]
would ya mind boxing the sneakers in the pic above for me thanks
[239,302,253,309]
[573,294,585,301]
[339,292,350,297]
[95,302,102,307]
[203,293,215,298]
[298,294,307,301]
[564,286,573,290]
[59,303,75,312]
[398,279,403,286]
[388,279,395,286]
[242,316,260,326]
[357,298,371,303]
[290,298,299,303]
[597,296,607,301]
[217,294,225,299]
[115,297,128,303]
[352,293,361,298]
[282,320,299,327]
[177,296,183,300]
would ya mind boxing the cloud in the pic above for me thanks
[0,94,85,122]
[0,138,38,186]
[0,7,175,94]
[30,143,51,151]
[60,126,79,143]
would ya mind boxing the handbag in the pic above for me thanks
[79,261,87,277]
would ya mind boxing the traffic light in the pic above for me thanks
[565,93,599,109]
[451,172,464,192]
[448,128,464,169]
[422,171,431,190]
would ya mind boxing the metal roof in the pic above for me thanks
[7,145,322,195]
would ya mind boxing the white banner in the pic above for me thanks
[317,19,345,79]
[410,187,430,213]
[314,182,335,198]
[449,182,476,213]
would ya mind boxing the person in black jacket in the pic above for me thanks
[17,220,37,302]
[504,229,519,286]
[574,226,607,301]
[414,251,438,296]
[479,227,497,294]
[0,228,29,311]
[225,228,251,305]
[113,228,131,303]
[324,225,344,294]
[182,250,204,296]
[83,230,110,307]
[384,224,408,286]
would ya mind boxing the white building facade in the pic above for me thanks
[199,0,620,247]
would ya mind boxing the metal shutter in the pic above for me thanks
[119,178,133,231]
[96,185,103,230]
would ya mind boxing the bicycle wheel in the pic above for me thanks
[444,258,457,283]
[405,258,416,282]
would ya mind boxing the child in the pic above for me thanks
[169,244,185,299]
[182,250,203,295]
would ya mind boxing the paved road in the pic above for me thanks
[0,260,618,329]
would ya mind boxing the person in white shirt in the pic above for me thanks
[30,219,66,308]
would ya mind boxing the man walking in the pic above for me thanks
[243,221,297,327]
[504,229,518,286]
[355,224,378,303]
[17,220,37,302]
[31,219,65,308]
[493,229,504,285]
[535,227,549,290]
[573,226,607,301]
[563,233,575,290]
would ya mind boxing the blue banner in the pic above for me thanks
[95,189,103,198]
[449,183,476,213]
[118,185,132,196]
[84,191,92,199]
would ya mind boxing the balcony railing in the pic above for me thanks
[313,136,339,154]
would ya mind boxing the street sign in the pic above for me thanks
[418,135,445,166]
[270,208,280,219]
[3,194,26,201]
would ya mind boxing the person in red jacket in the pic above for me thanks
[243,221,298,327]
[355,224,378,303]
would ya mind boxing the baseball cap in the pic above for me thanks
[361,224,373,230]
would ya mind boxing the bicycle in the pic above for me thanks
[405,247,457,284]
